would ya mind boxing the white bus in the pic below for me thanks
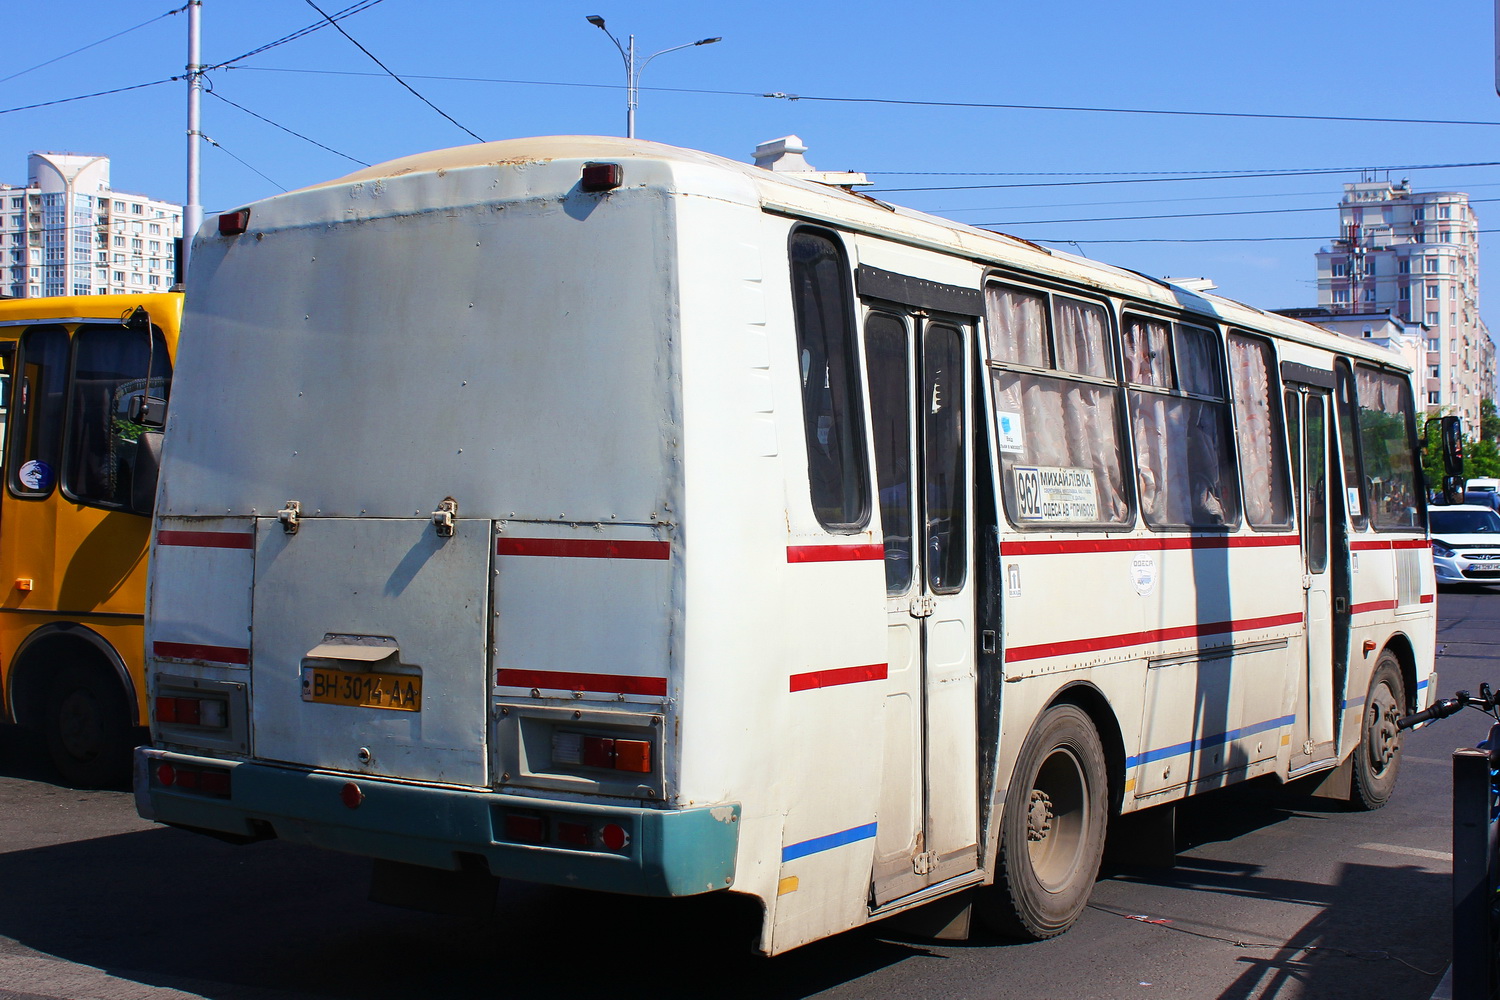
[136,135,1440,954]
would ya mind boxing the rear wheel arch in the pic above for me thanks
[10,624,137,729]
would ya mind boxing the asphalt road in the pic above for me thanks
[1,590,1496,1000]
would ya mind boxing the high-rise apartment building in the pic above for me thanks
[0,152,182,300]
[1314,180,1495,432]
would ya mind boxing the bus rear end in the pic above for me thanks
[137,140,739,900]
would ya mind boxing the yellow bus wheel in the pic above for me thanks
[44,664,131,788]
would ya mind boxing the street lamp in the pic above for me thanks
[586,15,721,139]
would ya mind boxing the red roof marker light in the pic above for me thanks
[218,209,250,235]
[580,162,622,193]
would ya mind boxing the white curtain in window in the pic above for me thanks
[1228,335,1291,527]
[1054,297,1112,378]
[1123,316,1171,386]
[985,286,1048,369]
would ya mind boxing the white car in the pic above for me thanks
[1429,504,1500,586]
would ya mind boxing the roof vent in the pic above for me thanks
[752,135,870,188]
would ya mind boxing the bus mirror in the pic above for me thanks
[1443,474,1466,506]
[1440,415,1464,478]
[127,393,167,429]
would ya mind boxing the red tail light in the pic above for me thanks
[580,162,622,192]
[218,209,250,235]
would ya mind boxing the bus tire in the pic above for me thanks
[44,663,131,788]
[1349,652,1405,811]
[979,703,1108,940]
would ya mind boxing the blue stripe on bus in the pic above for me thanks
[1342,677,1429,712]
[1126,715,1297,768]
[781,822,878,863]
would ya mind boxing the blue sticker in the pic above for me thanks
[19,460,53,492]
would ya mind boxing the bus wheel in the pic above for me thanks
[1349,652,1405,811]
[44,664,131,788]
[979,703,1108,940]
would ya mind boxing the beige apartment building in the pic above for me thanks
[1,152,182,299]
[1313,180,1495,433]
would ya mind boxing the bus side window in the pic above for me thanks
[1126,317,1241,530]
[8,326,69,498]
[1353,365,1421,531]
[987,284,1131,529]
[1334,362,1369,530]
[64,324,173,513]
[790,229,868,531]
[1227,333,1293,528]
[0,341,14,461]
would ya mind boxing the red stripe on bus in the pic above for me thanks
[497,538,670,560]
[1351,600,1397,615]
[789,663,888,692]
[1004,612,1303,664]
[156,530,254,549]
[1000,535,1298,557]
[496,668,668,696]
[153,640,250,665]
[787,544,885,563]
[1350,537,1432,551]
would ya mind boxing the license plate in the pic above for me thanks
[301,667,422,711]
[1470,561,1500,572]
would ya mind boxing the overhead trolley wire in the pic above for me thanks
[224,65,1500,130]
[0,77,179,116]
[0,4,188,84]
[979,195,1500,227]
[1020,227,1500,245]
[875,161,1500,193]
[762,91,1500,129]
[302,0,484,143]
[206,89,370,166]
[206,0,385,71]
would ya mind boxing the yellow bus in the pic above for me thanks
[0,293,178,786]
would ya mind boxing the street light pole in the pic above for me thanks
[586,16,720,139]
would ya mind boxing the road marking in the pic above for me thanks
[1356,842,1452,863]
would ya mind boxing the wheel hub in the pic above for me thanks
[1027,789,1054,842]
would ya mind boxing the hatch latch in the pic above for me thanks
[277,500,302,535]
[432,496,458,538]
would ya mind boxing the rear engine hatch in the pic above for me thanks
[249,516,491,786]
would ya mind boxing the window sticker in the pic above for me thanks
[1014,466,1099,521]
[1347,487,1362,517]
[18,460,52,492]
[997,410,1026,454]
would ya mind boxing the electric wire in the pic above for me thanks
[224,65,1500,130]
[875,161,1500,193]
[206,89,370,166]
[764,91,1500,130]
[0,78,179,116]
[302,0,484,143]
[200,134,286,192]
[980,196,1500,228]
[205,0,385,71]
[1016,228,1500,246]
[0,4,188,84]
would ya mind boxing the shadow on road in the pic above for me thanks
[0,820,926,1000]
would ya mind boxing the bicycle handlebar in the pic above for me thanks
[1397,697,1467,730]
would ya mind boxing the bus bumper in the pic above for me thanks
[135,747,740,897]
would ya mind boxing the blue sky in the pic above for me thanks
[7,0,1500,327]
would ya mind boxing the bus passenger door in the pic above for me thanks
[865,308,979,907]
[1288,385,1337,769]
